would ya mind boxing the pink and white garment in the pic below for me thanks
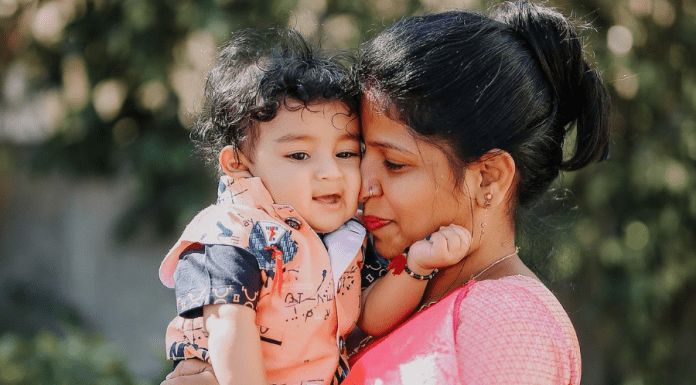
[345,275,581,385]
[160,176,366,385]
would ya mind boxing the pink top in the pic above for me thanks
[345,275,580,384]
[455,275,581,384]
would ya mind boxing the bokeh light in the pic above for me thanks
[32,1,65,45]
[324,14,358,48]
[61,55,89,111]
[0,0,18,18]
[93,79,127,122]
[653,0,676,27]
[607,25,633,55]
[614,66,639,99]
[137,80,169,111]
[625,221,650,251]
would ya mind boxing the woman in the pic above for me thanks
[163,1,610,383]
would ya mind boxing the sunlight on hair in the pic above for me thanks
[607,25,633,56]
[624,221,650,251]
[61,55,90,111]
[652,0,676,27]
[629,0,652,16]
[93,79,127,122]
[137,80,169,111]
[613,66,639,99]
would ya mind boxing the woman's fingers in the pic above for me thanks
[165,360,214,380]
[161,370,217,385]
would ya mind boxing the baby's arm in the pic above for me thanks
[203,303,267,385]
[358,224,471,336]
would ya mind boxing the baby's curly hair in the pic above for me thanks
[192,28,360,170]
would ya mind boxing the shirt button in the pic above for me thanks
[284,217,302,230]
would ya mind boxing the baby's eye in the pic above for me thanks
[288,152,309,161]
[336,151,360,159]
[384,159,405,171]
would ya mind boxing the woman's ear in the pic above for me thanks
[219,145,252,178]
[467,150,516,207]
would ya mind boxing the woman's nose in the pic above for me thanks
[359,179,382,202]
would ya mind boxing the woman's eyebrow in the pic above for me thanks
[367,140,415,155]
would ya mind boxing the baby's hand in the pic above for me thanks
[406,224,471,274]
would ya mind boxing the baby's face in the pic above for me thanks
[248,100,361,233]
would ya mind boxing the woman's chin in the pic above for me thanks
[373,238,407,260]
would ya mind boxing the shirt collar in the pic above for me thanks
[217,175,275,207]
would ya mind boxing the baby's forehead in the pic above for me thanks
[254,100,361,143]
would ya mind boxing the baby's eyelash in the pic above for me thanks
[287,153,309,160]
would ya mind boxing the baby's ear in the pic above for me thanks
[219,145,252,178]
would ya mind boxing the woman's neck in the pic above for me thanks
[421,222,518,305]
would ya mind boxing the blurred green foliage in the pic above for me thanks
[0,331,142,385]
[0,280,165,384]
[1,0,695,384]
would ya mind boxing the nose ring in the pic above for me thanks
[369,186,374,198]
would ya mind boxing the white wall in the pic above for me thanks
[1,170,178,379]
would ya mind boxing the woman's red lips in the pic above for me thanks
[363,215,391,232]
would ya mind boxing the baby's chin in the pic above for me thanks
[307,215,354,234]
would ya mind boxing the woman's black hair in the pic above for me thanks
[193,28,359,167]
[359,0,610,211]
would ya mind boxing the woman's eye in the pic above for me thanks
[384,160,405,171]
[288,153,309,161]
[337,151,360,159]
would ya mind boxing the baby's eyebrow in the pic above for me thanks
[274,134,312,143]
[341,131,361,142]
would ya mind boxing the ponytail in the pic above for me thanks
[492,0,611,171]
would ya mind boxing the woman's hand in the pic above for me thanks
[161,360,218,385]
[407,224,472,274]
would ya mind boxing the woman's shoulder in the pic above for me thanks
[454,275,581,384]
[457,275,576,332]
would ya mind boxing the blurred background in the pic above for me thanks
[0,0,694,383]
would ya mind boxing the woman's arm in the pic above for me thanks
[203,303,267,385]
[359,224,471,336]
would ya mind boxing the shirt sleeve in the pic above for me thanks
[360,237,389,290]
[454,282,576,384]
[173,244,262,318]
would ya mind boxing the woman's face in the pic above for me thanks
[360,99,472,258]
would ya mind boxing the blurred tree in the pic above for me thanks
[1,0,695,384]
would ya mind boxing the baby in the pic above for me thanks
[159,28,469,385]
